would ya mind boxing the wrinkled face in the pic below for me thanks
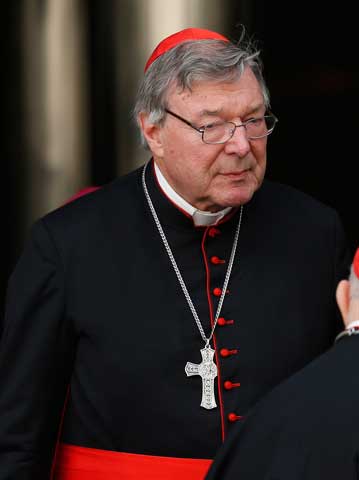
[140,67,268,212]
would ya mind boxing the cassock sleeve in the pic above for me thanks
[0,219,76,479]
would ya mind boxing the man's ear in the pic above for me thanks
[336,280,350,326]
[138,112,164,157]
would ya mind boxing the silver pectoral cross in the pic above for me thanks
[185,346,218,410]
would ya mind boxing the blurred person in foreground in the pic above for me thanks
[206,248,359,480]
[0,27,351,479]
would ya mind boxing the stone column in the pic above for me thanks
[22,0,89,225]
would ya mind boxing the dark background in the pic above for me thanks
[2,1,358,318]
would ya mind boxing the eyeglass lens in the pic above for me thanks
[203,116,277,144]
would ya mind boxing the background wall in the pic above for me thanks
[2,0,358,315]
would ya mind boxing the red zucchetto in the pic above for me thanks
[144,27,229,72]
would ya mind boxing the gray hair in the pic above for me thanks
[134,37,270,149]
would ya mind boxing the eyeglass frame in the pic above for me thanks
[164,108,278,144]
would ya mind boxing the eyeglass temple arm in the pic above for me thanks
[164,109,204,133]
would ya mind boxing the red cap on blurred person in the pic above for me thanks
[354,248,359,278]
[144,27,229,72]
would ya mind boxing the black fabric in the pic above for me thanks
[206,335,359,480]
[0,160,350,478]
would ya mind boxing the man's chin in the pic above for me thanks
[219,187,256,208]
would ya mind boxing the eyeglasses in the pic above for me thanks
[164,108,278,145]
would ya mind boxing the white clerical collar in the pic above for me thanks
[154,162,232,227]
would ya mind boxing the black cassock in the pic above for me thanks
[206,334,359,480]
[0,160,349,478]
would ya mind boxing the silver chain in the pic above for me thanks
[142,162,243,347]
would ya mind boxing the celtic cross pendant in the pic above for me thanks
[185,346,218,409]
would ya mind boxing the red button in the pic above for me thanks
[224,381,241,390]
[220,348,238,358]
[211,256,225,265]
[213,287,222,297]
[228,413,243,422]
[217,317,234,326]
[208,227,221,238]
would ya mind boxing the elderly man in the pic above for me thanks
[0,28,349,479]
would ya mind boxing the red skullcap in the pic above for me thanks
[144,27,229,72]
[354,247,359,279]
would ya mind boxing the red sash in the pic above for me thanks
[53,443,212,480]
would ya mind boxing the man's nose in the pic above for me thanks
[223,125,251,157]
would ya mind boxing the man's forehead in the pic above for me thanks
[167,76,264,114]
[196,103,264,118]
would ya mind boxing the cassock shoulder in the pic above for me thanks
[43,167,143,228]
[31,166,145,255]
[254,179,350,277]
[257,179,343,225]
